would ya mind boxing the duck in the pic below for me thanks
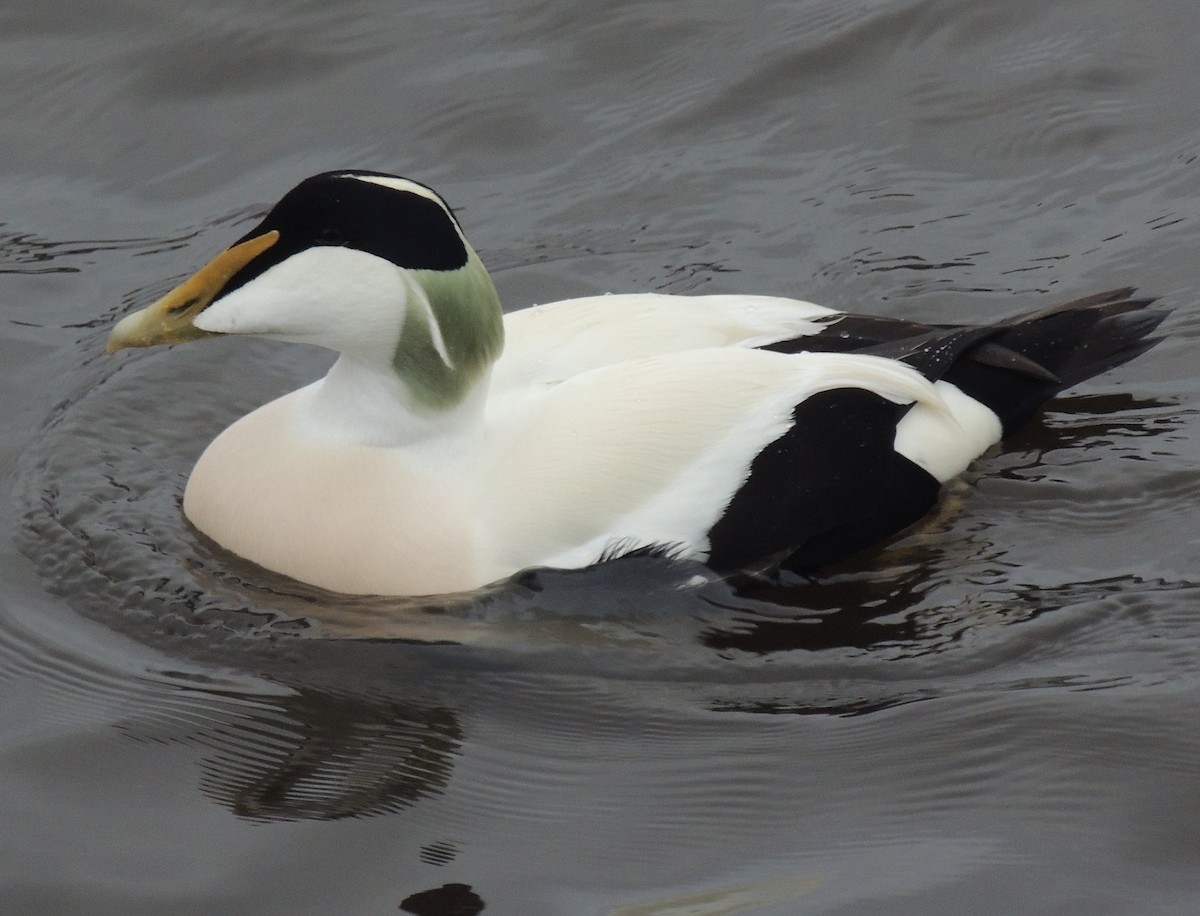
[105,170,1166,596]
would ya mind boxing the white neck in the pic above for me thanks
[297,354,490,450]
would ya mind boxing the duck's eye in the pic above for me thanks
[318,227,346,246]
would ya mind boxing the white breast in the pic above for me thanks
[183,390,482,595]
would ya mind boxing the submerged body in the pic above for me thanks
[108,171,1165,596]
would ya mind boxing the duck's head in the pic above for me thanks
[107,171,504,410]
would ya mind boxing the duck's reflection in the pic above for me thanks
[193,684,462,822]
[399,883,486,916]
[1005,392,1184,456]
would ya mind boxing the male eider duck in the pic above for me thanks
[106,170,1165,596]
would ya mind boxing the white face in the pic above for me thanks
[194,246,409,365]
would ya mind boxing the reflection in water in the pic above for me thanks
[399,883,486,916]
[706,560,947,654]
[195,686,462,822]
[1002,392,1187,461]
[106,571,1175,838]
[0,207,261,279]
[0,227,174,277]
[419,841,461,866]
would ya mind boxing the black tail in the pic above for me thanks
[932,289,1167,434]
[767,288,1168,437]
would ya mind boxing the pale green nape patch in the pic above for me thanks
[392,251,505,410]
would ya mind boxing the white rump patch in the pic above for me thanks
[894,381,1002,481]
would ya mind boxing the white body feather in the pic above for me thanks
[184,294,1001,595]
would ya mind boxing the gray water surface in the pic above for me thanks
[4,2,1200,914]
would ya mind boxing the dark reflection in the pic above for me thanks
[708,673,1137,717]
[703,562,933,653]
[0,227,153,276]
[704,557,1157,661]
[400,884,486,916]
[419,842,460,866]
[710,692,935,717]
[994,573,1157,625]
[709,573,1159,717]
[104,567,1171,835]
[193,685,462,822]
[1004,392,1184,457]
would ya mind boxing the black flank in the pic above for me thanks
[706,389,941,575]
